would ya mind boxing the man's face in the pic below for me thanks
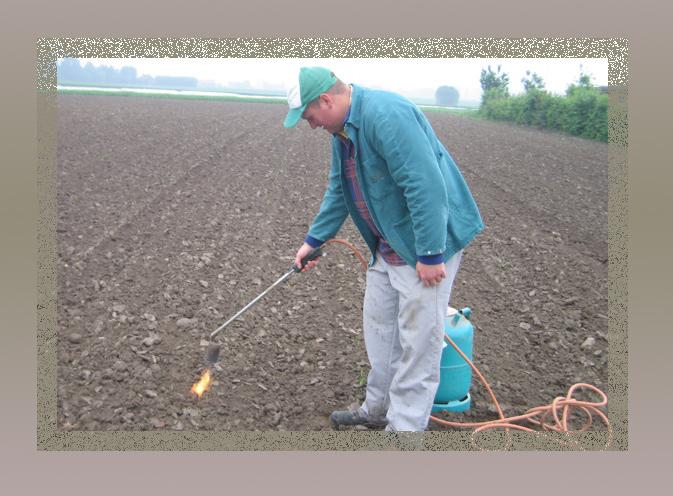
[301,95,342,134]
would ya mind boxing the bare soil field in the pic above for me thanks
[56,95,608,432]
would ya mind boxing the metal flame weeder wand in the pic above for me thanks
[205,246,324,366]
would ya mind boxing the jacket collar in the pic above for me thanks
[344,84,363,130]
[332,85,363,142]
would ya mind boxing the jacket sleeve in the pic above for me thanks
[369,102,449,258]
[307,142,349,242]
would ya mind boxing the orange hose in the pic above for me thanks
[431,335,612,450]
[324,238,369,271]
[325,238,612,449]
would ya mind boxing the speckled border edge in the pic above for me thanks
[36,37,628,451]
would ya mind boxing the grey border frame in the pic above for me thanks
[37,37,627,451]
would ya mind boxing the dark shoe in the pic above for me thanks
[329,409,387,430]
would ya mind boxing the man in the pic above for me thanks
[284,67,483,432]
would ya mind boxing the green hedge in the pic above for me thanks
[480,87,607,141]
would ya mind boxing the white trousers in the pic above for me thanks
[359,250,463,431]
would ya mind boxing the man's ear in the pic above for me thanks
[319,93,333,107]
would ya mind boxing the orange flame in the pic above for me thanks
[191,369,212,398]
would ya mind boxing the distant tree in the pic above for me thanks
[435,86,460,107]
[82,62,97,83]
[578,73,592,87]
[480,65,510,100]
[566,65,594,96]
[120,66,137,85]
[521,70,545,93]
[98,65,117,84]
[138,74,155,86]
[57,58,83,82]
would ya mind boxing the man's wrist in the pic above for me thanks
[417,253,444,265]
[305,235,324,248]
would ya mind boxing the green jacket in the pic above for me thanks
[307,84,483,267]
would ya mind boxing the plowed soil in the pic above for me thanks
[56,95,608,432]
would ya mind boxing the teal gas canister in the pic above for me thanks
[432,306,473,412]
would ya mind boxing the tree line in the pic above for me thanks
[57,58,198,89]
[478,65,608,141]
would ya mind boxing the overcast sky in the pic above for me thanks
[75,57,608,101]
